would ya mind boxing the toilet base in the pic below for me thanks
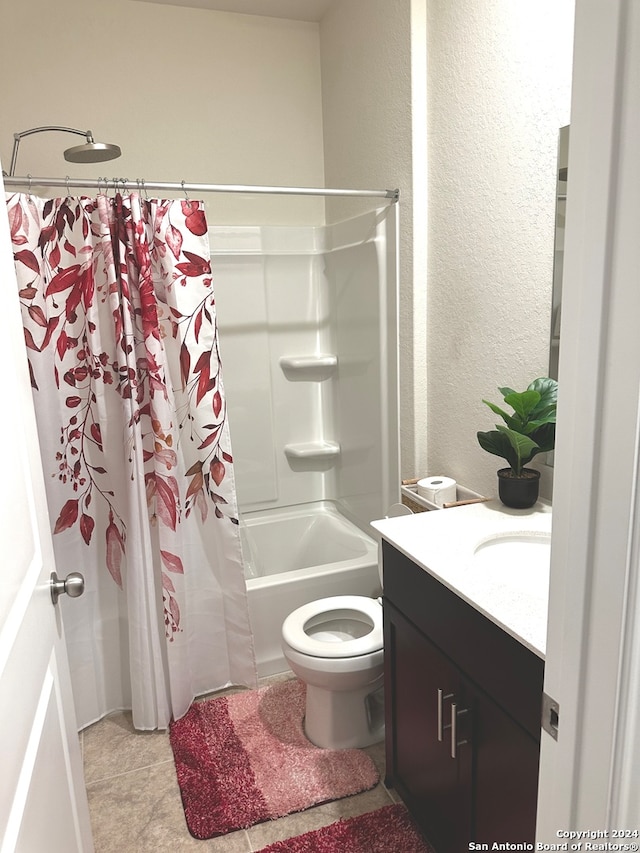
[303,676,385,750]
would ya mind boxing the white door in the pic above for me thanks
[0,173,94,851]
[536,0,640,837]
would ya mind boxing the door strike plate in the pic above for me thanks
[542,692,559,740]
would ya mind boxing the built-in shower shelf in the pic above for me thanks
[284,441,341,461]
[279,354,337,380]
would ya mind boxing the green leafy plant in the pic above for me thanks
[477,377,558,476]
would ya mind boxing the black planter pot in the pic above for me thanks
[497,467,540,509]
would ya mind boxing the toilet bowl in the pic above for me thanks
[281,595,384,749]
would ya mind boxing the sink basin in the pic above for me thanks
[472,531,551,598]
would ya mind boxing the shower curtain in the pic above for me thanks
[7,191,256,730]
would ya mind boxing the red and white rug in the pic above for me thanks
[254,803,434,852]
[169,678,380,839]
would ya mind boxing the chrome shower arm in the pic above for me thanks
[9,126,93,176]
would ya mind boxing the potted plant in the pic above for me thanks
[477,377,558,508]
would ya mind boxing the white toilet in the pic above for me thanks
[281,594,384,750]
[281,505,412,750]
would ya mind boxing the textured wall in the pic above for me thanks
[318,0,573,497]
[426,0,574,499]
[0,0,325,225]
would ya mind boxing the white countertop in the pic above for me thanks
[371,500,551,659]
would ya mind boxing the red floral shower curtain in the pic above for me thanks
[7,191,256,730]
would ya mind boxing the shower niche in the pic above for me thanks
[280,355,340,465]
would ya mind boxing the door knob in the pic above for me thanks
[50,571,85,605]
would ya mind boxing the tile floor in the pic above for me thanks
[82,673,401,852]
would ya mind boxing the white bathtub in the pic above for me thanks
[241,501,381,676]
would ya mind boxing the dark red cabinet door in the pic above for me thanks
[385,602,472,852]
[469,677,540,844]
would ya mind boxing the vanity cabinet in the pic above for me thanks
[382,541,544,852]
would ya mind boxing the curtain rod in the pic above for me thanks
[3,174,400,202]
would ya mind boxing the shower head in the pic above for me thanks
[64,137,122,164]
[9,125,122,175]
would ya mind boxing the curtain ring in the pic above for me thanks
[141,178,149,201]
[65,175,71,197]
[181,180,191,204]
[27,173,33,199]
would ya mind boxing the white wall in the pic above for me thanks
[426,0,574,499]
[1,0,574,502]
[0,0,325,225]
[319,0,422,480]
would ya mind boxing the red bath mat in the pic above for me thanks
[168,678,380,839]
[254,803,433,853]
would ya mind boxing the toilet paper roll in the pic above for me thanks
[417,476,457,507]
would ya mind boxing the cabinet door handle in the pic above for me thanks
[437,688,454,741]
[450,703,469,759]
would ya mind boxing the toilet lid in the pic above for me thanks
[282,595,383,658]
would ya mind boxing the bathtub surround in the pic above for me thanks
[254,803,433,853]
[213,208,399,524]
[214,208,399,676]
[168,679,379,839]
[9,191,256,731]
